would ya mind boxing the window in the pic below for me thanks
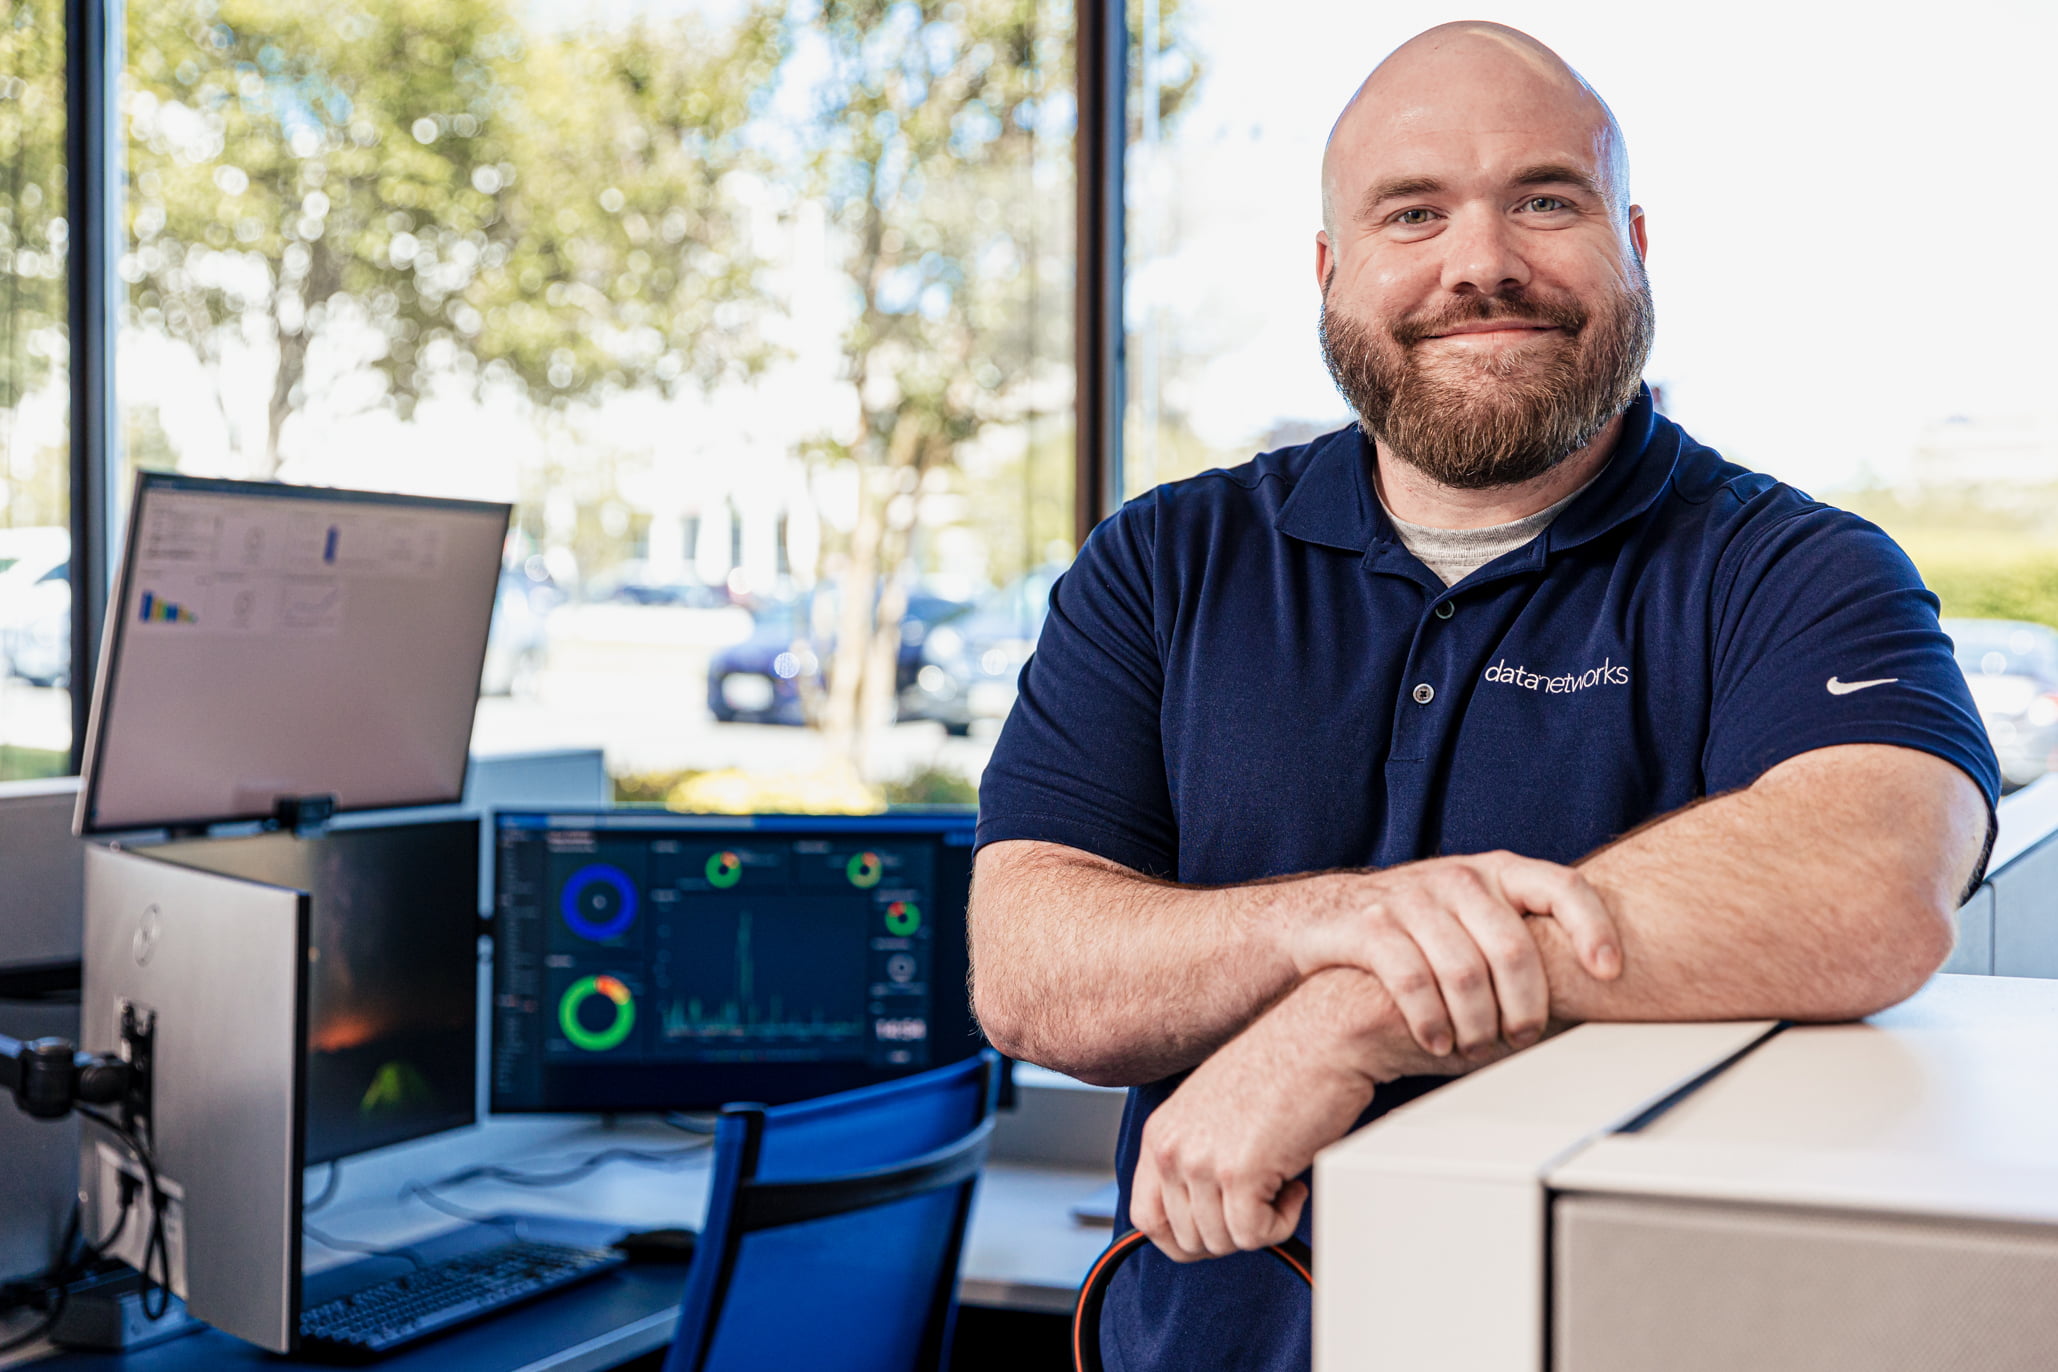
[119,0,1075,809]
[1126,4,2057,502]
[0,0,70,781]
[1125,1,2058,783]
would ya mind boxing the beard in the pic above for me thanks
[1318,262,1655,490]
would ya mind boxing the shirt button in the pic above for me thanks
[1412,683,1435,705]
[1434,601,1455,620]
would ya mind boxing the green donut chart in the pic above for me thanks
[846,850,884,888]
[885,900,921,937]
[705,850,743,889]
[559,973,636,1052]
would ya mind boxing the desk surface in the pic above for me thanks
[7,1117,1115,1370]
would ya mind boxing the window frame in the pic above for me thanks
[60,0,1127,774]
[65,0,119,773]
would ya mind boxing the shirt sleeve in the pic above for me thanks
[1704,503,2001,814]
[975,496,1179,876]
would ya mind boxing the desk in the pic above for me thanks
[1317,976,2058,1371]
[6,1113,1117,1371]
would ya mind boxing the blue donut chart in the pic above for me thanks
[560,864,639,941]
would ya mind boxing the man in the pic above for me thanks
[970,20,1997,1372]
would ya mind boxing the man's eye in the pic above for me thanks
[1394,208,1436,226]
[1524,196,1569,213]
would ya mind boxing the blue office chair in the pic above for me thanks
[662,1050,1002,1372]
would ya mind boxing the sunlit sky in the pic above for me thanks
[1128,0,2058,495]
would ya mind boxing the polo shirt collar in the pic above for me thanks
[1273,384,1677,561]
[1273,423,1381,554]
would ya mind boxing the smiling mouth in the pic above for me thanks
[1425,323,1561,341]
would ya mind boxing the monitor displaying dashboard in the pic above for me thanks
[490,810,980,1113]
[145,819,481,1165]
[77,472,511,834]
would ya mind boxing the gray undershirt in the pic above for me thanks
[1381,468,1606,587]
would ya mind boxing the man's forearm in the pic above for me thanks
[1537,745,1986,1024]
[1249,745,1985,1081]
[970,841,1310,1086]
[1270,965,1504,1084]
[974,838,1623,1087]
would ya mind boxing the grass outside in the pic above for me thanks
[0,745,70,782]
[1843,489,2058,630]
[613,761,979,814]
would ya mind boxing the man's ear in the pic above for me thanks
[1627,205,1648,263]
[1315,231,1334,292]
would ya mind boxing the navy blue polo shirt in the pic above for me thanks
[974,388,1999,1372]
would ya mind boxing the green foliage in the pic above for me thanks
[803,0,1080,738]
[124,0,788,473]
[811,0,1076,453]
[611,760,978,810]
[881,765,979,806]
[0,0,68,415]
[480,7,787,400]
[1840,490,2058,631]
[0,744,70,782]
[1903,539,2058,630]
[1128,0,1203,134]
[612,768,687,805]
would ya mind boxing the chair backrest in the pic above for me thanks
[663,1050,1002,1372]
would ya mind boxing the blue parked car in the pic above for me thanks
[899,566,1062,735]
[707,587,971,727]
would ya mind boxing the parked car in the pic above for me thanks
[0,560,69,688]
[586,562,733,609]
[1944,618,2058,791]
[900,565,1063,735]
[707,587,971,727]
[0,527,69,682]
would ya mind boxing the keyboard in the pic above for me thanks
[297,1238,628,1362]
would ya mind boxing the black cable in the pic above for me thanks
[303,1160,343,1215]
[0,1286,64,1357]
[300,1224,427,1271]
[396,1184,526,1232]
[410,1140,712,1195]
[76,1189,133,1266]
[76,1107,171,1321]
[384,1138,711,1241]
[0,1185,136,1355]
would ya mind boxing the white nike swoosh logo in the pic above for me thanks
[1826,676,1898,695]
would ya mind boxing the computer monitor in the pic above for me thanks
[490,811,980,1113]
[76,472,511,835]
[147,819,480,1164]
[82,843,312,1353]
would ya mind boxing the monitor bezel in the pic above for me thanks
[76,471,512,836]
[488,808,984,1115]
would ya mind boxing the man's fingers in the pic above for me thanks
[1157,1174,1206,1262]
[1184,1177,1238,1258]
[1401,905,1503,1055]
[1130,1150,1173,1249]
[1498,857,1621,980]
[1360,924,1455,1057]
[1271,1179,1310,1237]
[1446,886,1549,1047]
[1224,1176,1300,1252]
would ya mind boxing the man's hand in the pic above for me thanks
[1130,968,1500,1261]
[1286,852,1622,1061]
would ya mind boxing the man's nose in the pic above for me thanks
[1437,208,1531,299]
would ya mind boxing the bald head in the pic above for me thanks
[1321,22,1632,242]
